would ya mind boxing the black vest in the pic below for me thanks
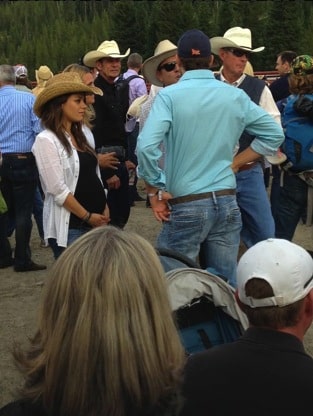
[215,74,266,152]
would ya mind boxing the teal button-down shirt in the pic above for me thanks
[137,70,284,198]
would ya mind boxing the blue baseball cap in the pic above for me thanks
[177,29,211,58]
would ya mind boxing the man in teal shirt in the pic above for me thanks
[137,29,284,287]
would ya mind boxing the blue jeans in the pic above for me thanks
[48,226,91,259]
[236,163,275,248]
[270,165,281,218]
[157,194,242,287]
[0,211,12,265]
[7,184,44,239]
[0,154,38,268]
[274,172,307,241]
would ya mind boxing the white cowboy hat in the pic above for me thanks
[127,94,149,119]
[83,40,130,68]
[210,27,265,55]
[142,40,177,87]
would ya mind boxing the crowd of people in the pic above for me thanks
[1,25,313,414]
[1,26,312,273]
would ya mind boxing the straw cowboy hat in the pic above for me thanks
[210,27,264,55]
[33,72,103,117]
[35,65,54,85]
[142,40,177,87]
[83,40,130,68]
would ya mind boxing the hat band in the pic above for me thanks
[243,295,284,308]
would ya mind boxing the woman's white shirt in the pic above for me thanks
[32,125,101,247]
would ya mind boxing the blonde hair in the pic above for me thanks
[244,61,254,76]
[14,226,185,416]
[63,63,96,128]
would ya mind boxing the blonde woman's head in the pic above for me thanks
[63,63,99,126]
[17,226,185,416]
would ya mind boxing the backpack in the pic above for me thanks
[115,74,142,118]
[282,94,313,172]
[166,268,248,354]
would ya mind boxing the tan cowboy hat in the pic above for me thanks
[210,27,265,55]
[83,40,130,68]
[35,65,54,84]
[142,40,177,87]
[34,72,103,117]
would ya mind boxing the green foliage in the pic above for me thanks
[193,1,219,36]
[263,0,306,69]
[0,0,313,79]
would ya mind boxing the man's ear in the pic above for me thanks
[95,60,102,72]
[300,290,313,333]
[304,289,313,318]
[209,55,214,67]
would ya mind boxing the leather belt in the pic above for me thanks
[3,152,34,159]
[168,189,236,205]
[238,161,259,172]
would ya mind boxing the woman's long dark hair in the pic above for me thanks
[40,93,95,155]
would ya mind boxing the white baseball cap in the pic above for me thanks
[237,238,313,307]
[14,64,28,78]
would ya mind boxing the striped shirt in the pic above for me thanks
[0,85,42,153]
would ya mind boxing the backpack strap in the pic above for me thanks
[115,74,141,84]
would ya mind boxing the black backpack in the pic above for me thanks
[115,74,142,118]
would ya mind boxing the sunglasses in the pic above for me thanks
[224,48,251,58]
[157,62,177,72]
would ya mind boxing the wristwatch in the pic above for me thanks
[147,190,163,200]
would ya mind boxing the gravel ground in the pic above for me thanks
[1,181,313,407]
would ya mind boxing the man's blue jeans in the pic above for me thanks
[157,194,242,287]
[236,163,275,248]
[270,164,281,218]
[0,211,12,265]
[274,172,307,241]
[7,184,44,239]
[0,154,38,268]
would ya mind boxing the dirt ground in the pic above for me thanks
[1,182,313,407]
